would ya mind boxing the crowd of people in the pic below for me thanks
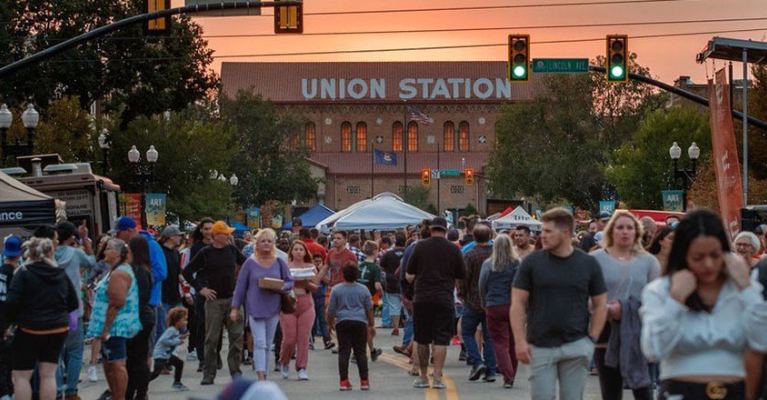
[0,206,765,400]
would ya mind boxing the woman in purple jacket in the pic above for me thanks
[231,228,294,381]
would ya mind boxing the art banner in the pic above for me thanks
[661,190,684,212]
[145,193,167,226]
[599,200,617,215]
[246,207,261,229]
[118,193,143,230]
[708,68,744,237]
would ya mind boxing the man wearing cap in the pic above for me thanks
[54,221,96,400]
[182,221,247,385]
[156,226,186,343]
[579,212,610,252]
[406,217,467,390]
[0,236,21,400]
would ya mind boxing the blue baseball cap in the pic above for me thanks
[3,236,22,258]
[109,216,137,234]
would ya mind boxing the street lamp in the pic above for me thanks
[1,103,39,164]
[98,128,110,175]
[128,144,159,228]
[229,174,239,186]
[669,141,699,211]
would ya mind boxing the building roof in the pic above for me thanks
[221,61,544,104]
[310,151,489,176]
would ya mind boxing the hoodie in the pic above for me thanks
[140,231,167,307]
[55,245,96,317]
[6,261,79,331]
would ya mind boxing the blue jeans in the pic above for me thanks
[56,317,84,396]
[461,308,496,374]
[382,292,402,328]
[156,302,180,344]
[312,296,331,342]
[402,308,414,347]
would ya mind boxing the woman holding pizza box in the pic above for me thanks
[231,228,294,381]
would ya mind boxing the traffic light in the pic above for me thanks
[421,169,431,187]
[606,35,628,83]
[508,34,530,82]
[465,168,475,186]
[274,0,303,34]
[145,0,171,35]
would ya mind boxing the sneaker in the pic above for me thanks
[391,328,399,336]
[351,357,357,364]
[409,368,420,376]
[96,390,112,400]
[483,372,497,383]
[88,366,98,382]
[413,377,430,388]
[339,379,353,391]
[432,377,447,389]
[451,335,461,345]
[197,364,203,372]
[459,349,467,361]
[503,380,514,389]
[371,348,382,362]
[172,383,190,391]
[331,348,339,354]
[298,369,308,381]
[274,364,281,372]
[360,379,370,390]
[309,342,315,350]
[186,352,198,362]
[280,364,290,380]
[393,345,410,357]
[200,379,214,385]
[324,341,336,350]
[469,365,487,381]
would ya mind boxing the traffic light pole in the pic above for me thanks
[589,65,767,131]
[0,0,302,80]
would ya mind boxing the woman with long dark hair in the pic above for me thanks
[646,226,675,275]
[641,209,767,400]
[125,237,155,400]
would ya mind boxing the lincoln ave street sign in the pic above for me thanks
[532,58,590,74]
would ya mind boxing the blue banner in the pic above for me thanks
[374,149,397,166]
[599,200,617,215]
[145,193,167,226]
[661,190,684,212]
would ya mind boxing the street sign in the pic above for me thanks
[431,170,441,179]
[532,58,589,74]
[441,169,461,177]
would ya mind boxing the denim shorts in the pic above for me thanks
[101,337,128,362]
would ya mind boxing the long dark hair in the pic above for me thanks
[665,209,730,311]
[646,226,674,255]
[128,236,152,274]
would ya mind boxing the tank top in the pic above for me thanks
[86,264,142,339]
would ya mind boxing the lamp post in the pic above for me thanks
[0,103,39,164]
[128,145,158,228]
[98,128,110,175]
[669,141,700,211]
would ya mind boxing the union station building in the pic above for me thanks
[221,61,544,216]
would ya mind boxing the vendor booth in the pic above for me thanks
[282,203,335,231]
[316,192,435,231]
[0,171,56,239]
[492,206,542,232]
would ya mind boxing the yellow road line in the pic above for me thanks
[378,353,460,400]
[445,376,460,400]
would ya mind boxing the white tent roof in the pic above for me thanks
[316,192,434,231]
[492,206,542,231]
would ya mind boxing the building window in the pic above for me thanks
[392,122,403,152]
[356,122,367,152]
[407,121,418,152]
[290,132,301,150]
[305,122,316,152]
[459,121,470,151]
[443,121,455,152]
[341,122,352,152]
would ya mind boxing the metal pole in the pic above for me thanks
[403,106,408,195]
[370,140,374,198]
[743,49,749,204]
[729,62,734,111]
[437,140,441,213]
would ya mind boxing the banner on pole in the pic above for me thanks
[708,68,744,237]
[118,193,143,230]
[246,207,261,229]
[145,193,167,226]
[661,190,684,212]
[599,200,617,215]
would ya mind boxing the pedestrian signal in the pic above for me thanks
[421,169,431,187]
[606,35,628,83]
[465,168,475,186]
[275,0,303,34]
[508,35,530,83]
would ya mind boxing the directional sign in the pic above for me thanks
[441,169,461,177]
[532,58,589,74]
[431,170,441,180]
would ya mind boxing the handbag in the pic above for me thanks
[277,259,297,314]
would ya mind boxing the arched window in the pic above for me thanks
[341,122,352,152]
[305,122,316,152]
[290,133,300,150]
[356,122,367,152]
[443,121,455,152]
[392,122,403,152]
[407,121,418,152]
[459,121,470,151]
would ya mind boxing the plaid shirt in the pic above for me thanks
[350,246,365,263]
[460,244,493,311]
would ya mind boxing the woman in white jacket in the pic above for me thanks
[640,209,767,400]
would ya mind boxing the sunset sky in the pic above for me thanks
[174,0,767,84]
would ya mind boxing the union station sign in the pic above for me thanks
[301,78,514,101]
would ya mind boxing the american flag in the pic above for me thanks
[407,106,433,125]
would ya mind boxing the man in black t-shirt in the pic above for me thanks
[190,217,215,366]
[406,217,467,390]
[511,208,607,400]
[380,234,406,334]
[157,226,184,343]
[183,221,247,385]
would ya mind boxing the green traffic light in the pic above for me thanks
[513,65,527,78]
[610,65,624,79]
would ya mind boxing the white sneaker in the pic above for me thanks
[88,366,98,382]
[186,352,198,362]
[297,369,308,381]
[280,364,290,380]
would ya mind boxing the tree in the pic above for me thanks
[403,186,433,213]
[605,108,711,209]
[0,0,217,124]
[220,90,319,208]
[33,96,92,162]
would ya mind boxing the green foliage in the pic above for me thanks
[605,108,711,209]
[403,186,431,212]
[463,203,478,216]
[33,97,92,162]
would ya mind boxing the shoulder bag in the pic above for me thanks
[277,258,297,314]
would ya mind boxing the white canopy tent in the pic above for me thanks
[316,192,435,231]
[492,206,542,231]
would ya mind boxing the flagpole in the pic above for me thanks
[371,140,375,198]
[403,104,408,196]
[437,139,441,213]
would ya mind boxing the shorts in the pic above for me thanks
[413,302,454,346]
[101,337,128,362]
[12,329,68,370]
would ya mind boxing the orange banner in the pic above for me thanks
[708,68,743,237]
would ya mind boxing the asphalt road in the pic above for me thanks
[77,322,609,400]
